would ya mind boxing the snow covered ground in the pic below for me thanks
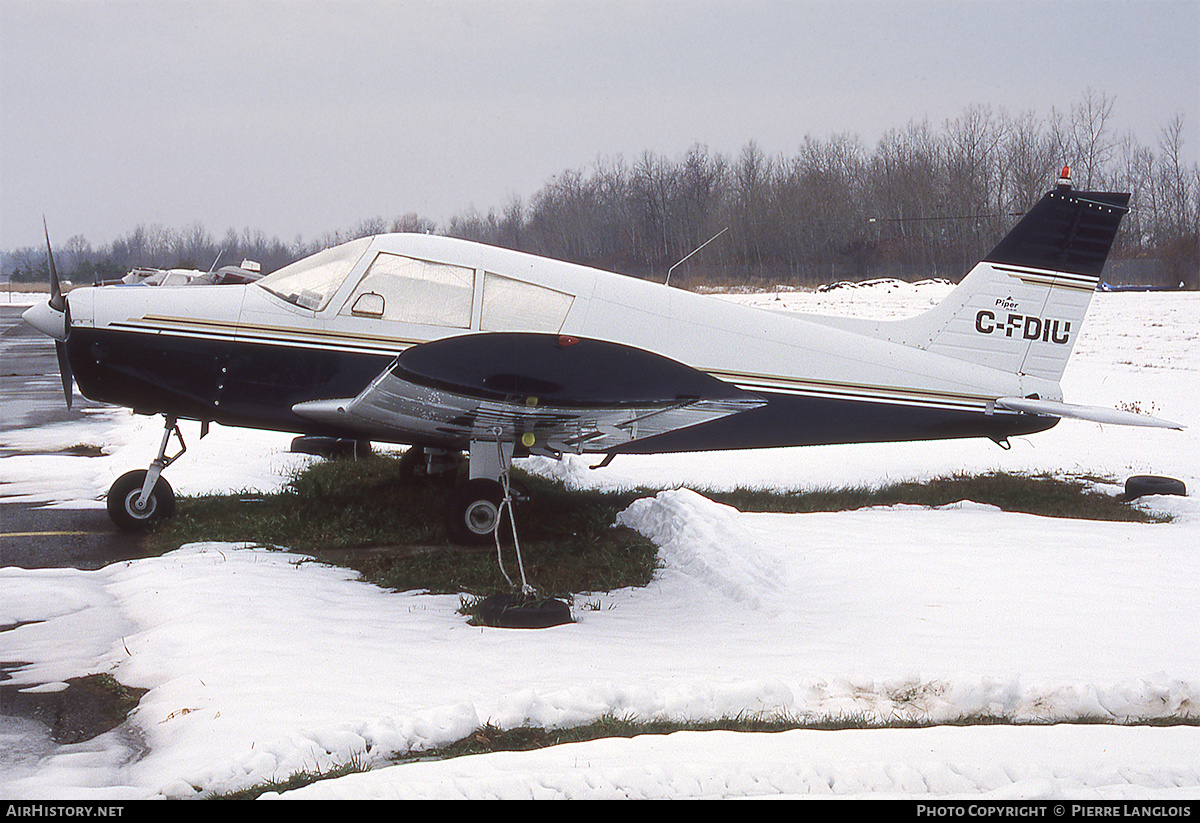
[1,285,1197,799]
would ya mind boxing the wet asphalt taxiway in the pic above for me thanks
[2,301,166,748]
[1,302,155,570]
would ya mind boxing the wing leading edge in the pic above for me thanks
[293,333,765,454]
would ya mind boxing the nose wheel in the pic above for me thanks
[106,415,186,531]
[107,469,176,531]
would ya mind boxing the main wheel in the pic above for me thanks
[446,479,506,545]
[107,470,176,531]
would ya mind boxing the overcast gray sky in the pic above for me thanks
[2,0,1197,250]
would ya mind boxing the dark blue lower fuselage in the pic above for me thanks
[67,328,1057,454]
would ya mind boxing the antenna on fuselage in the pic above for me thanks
[665,227,728,287]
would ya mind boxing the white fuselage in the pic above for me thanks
[66,233,1043,430]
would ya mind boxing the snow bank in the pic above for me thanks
[268,725,1200,800]
[617,489,785,610]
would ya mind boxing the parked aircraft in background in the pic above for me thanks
[23,169,1182,543]
[100,259,264,287]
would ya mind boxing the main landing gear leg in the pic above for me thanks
[107,415,184,531]
[448,435,573,628]
[451,441,576,628]
[447,435,536,594]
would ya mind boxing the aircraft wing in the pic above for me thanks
[293,333,765,454]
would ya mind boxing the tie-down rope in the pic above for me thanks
[492,431,535,597]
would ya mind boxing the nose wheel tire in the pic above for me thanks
[446,479,506,545]
[107,470,176,531]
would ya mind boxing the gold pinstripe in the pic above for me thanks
[103,315,1012,416]
[993,264,1099,293]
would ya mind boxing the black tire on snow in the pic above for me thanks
[1124,475,1187,500]
[445,479,507,545]
[477,594,573,629]
[107,470,176,531]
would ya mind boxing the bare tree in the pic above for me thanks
[729,141,773,277]
[1000,110,1059,212]
[1069,88,1117,188]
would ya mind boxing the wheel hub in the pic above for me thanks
[465,499,499,534]
[126,489,156,517]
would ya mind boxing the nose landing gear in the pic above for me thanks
[106,415,186,531]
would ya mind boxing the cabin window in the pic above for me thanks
[340,253,474,328]
[258,237,371,311]
[480,273,574,332]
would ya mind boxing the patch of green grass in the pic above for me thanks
[707,471,1171,524]
[83,672,145,727]
[147,457,1170,600]
[389,710,1200,772]
[205,708,1200,798]
[148,455,661,598]
[206,754,368,800]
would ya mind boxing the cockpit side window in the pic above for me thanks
[480,273,574,332]
[339,253,475,328]
[257,237,372,311]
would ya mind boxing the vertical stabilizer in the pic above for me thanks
[890,181,1130,383]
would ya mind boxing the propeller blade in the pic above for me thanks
[56,340,74,411]
[44,217,64,312]
[41,219,74,409]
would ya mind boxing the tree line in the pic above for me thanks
[5,92,1197,289]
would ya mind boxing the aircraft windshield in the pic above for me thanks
[257,237,372,311]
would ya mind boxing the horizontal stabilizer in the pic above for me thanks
[996,397,1184,430]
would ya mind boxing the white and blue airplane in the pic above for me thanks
[24,170,1181,541]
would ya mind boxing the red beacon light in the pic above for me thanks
[1057,165,1073,189]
